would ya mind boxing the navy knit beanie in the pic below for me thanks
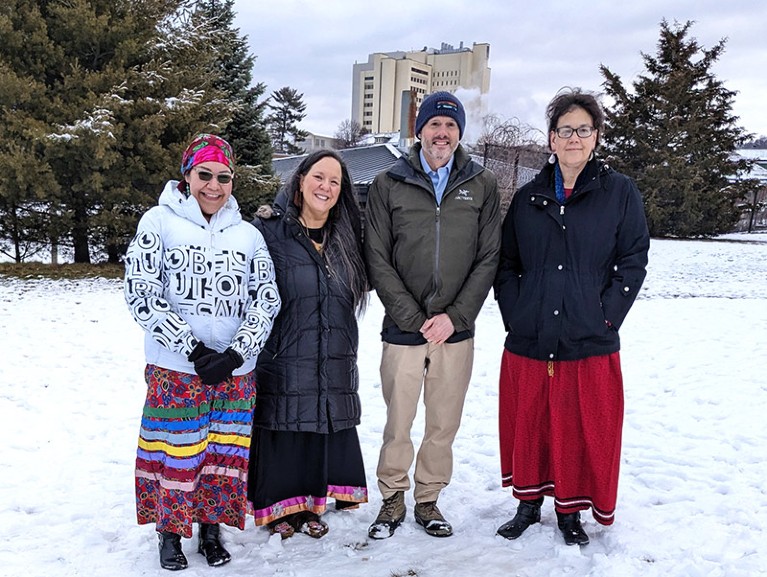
[415,91,466,139]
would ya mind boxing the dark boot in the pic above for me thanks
[556,511,590,546]
[158,531,188,571]
[198,523,232,567]
[497,497,543,540]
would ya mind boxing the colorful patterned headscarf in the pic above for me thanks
[177,134,235,193]
[180,133,235,176]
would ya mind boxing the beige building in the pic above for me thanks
[351,42,491,136]
[295,131,337,154]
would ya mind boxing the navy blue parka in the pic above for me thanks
[494,157,649,362]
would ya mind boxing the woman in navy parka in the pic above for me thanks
[494,89,650,547]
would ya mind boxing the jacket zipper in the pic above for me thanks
[430,205,442,310]
[409,168,475,312]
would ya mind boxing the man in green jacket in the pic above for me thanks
[365,91,501,539]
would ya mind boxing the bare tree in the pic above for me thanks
[478,114,543,147]
[333,119,367,149]
[477,115,547,215]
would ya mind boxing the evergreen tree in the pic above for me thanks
[0,0,239,263]
[600,20,752,237]
[266,86,309,155]
[0,3,62,262]
[192,0,278,215]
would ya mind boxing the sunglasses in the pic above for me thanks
[192,167,234,185]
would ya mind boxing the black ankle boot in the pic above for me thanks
[556,511,590,546]
[158,531,188,571]
[198,523,231,567]
[497,497,543,540]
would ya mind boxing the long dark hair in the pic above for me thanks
[286,149,369,314]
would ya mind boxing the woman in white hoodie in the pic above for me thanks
[124,134,280,570]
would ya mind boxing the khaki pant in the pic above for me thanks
[376,339,474,503]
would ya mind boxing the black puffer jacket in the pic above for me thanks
[251,191,361,433]
[494,157,649,361]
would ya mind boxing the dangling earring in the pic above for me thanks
[588,151,594,161]
[548,153,556,164]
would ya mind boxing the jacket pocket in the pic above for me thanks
[505,276,539,338]
[566,282,610,341]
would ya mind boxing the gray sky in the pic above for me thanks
[233,0,767,141]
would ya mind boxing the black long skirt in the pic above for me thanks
[247,427,368,526]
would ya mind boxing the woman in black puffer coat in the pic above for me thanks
[247,150,369,540]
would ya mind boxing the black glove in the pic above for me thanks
[194,347,244,386]
[188,341,216,363]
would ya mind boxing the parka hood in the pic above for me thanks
[158,180,243,229]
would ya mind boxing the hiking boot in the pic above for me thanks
[368,492,406,539]
[414,501,453,537]
[557,511,590,546]
[497,497,543,540]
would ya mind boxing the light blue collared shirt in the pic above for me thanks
[420,150,454,206]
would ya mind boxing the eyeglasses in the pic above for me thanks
[554,126,595,139]
[193,167,233,184]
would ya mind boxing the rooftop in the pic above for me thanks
[272,143,404,185]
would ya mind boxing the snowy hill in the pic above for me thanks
[1,234,766,577]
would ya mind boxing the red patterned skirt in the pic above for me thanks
[135,365,256,537]
[498,350,624,525]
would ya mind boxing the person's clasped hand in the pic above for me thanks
[419,313,455,345]
[188,342,244,386]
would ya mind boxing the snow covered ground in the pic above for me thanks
[1,233,766,577]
